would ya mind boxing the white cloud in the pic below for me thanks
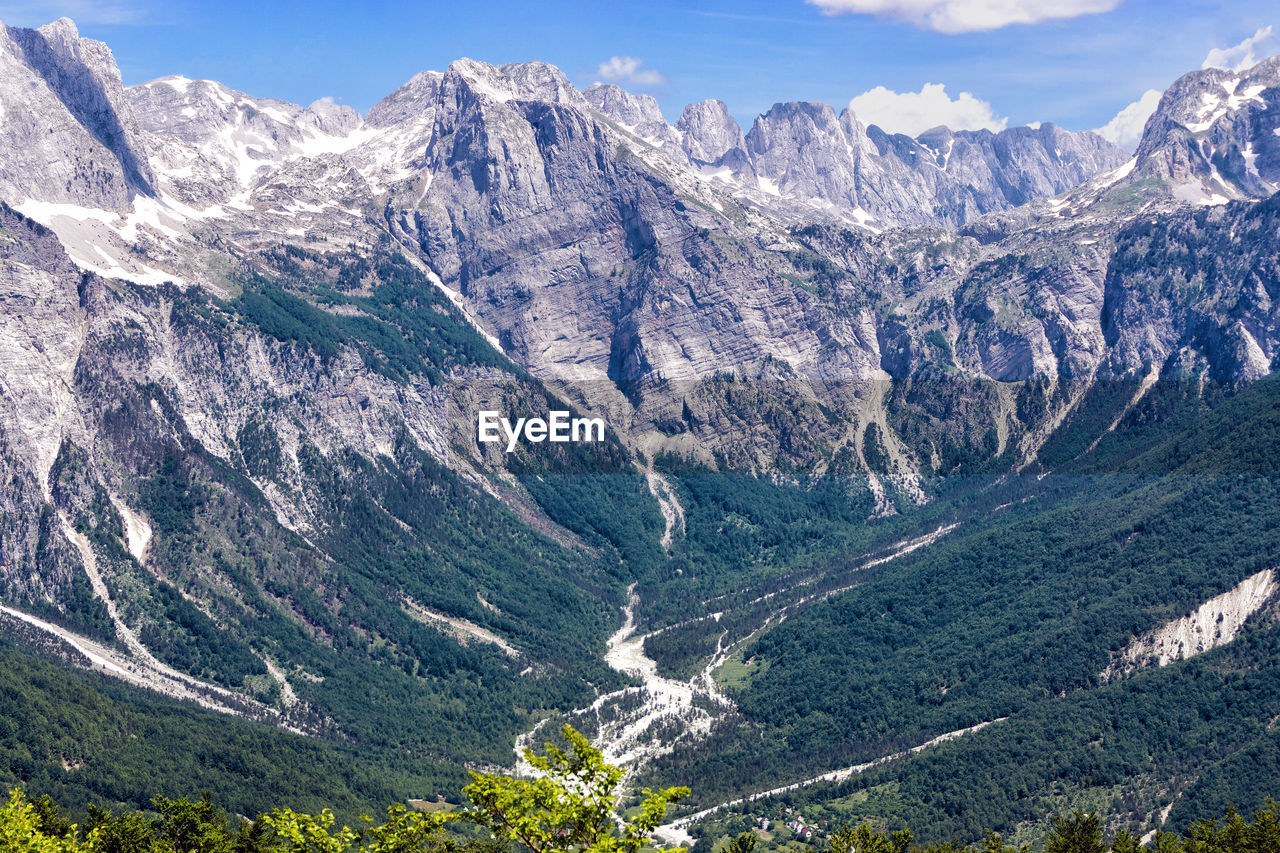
[848,82,1006,136]
[1202,26,1276,72]
[806,0,1123,33]
[595,56,667,87]
[1094,88,1162,152]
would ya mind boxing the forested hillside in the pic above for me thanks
[4,729,1279,853]
[644,378,1280,845]
[3,17,1280,851]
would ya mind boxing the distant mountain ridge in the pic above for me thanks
[585,82,1129,228]
[0,15,1277,505]
[0,16,1126,244]
[0,15,1277,506]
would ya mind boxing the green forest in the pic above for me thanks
[631,377,1280,844]
[3,725,1278,853]
[6,217,1280,853]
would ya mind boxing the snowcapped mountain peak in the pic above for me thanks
[500,60,591,109]
[443,57,521,103]
[1131,54,1280,203]
[144,74,196,93]
[0,19,1148,295]
[127,75,360,198]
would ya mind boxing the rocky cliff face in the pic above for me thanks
[738,106,1129,229]
[0,27,1275,483]
[1132,57,1280,201]
[584,83,684,159]
[0,18,153,211]
[2,18,1280,727]
[580,84,1129,229]
[676,99,755,180]
[395,63,873,386]
[0,209,103,631]
[1101,194,1280,381]
[746,102,870,211]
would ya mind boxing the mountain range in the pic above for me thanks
[2,15,1280,847]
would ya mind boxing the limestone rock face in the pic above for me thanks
[0,206,103,622]
[500,61,593,110]
[746,102,867,209]
[5,19,1280,742]
[0,18,154,210]
[676,99,754,180]
[584,83,684,158]
[0,206,90,485]
[391,65,878,398]
[1100,195,1280,382]
[366,70,442,128]
[740,105,1130,228]
[1132,58,1280,200]
[0,18,1278,491]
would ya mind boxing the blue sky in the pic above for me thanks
[0,0,1274,146]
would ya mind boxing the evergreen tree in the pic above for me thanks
[1044,812,1105,853]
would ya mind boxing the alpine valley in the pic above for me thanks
[4,15,1280,850]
